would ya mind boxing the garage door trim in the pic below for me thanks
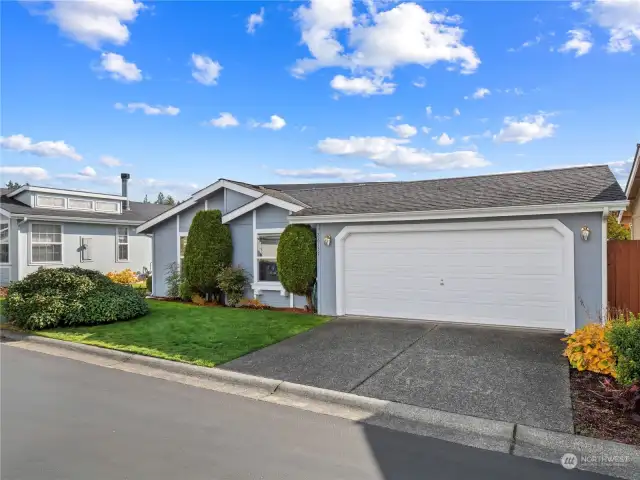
[334,219,576,333]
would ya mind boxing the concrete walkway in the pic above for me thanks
[221,317,573,433]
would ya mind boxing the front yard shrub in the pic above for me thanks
[179,279,194,302]
[182,210,232,302]
[146,275,152,292]
[106,268,138,285]
[277,224,316,310]
[217,266,250,307]
[5,267,148,330]
[562,323,617,378]
[608,314,640,386]
[239,298,270,310]
[164,262,181,298]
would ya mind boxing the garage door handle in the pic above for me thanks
[440,279,444,286]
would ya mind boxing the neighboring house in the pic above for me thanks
[0,174,170,286]
[619,143,640,238]
[138,165,627,333]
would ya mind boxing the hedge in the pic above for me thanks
[276,224,316,309]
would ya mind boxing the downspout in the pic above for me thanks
[602,207,609,322]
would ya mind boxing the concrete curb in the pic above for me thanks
[2,330,638,479]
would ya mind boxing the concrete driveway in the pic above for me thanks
[221,317,573,433]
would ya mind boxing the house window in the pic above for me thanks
[180,235,188,261]
[31,224,62,263]
[68,198,94,210]
[80,237,93,262]
[117,227,129,261]
[256,233,280,282]
[97,201,119,213]
[0,222,9,264]
[36,195,65,208]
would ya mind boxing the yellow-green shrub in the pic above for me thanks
[562,323,616,377]
[106,268,138,285]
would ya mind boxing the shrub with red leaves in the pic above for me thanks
[602,378,640,426]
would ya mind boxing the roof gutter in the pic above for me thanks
[18,214,143,226]
[288,200,629,225]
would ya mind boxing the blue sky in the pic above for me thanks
[1,0,638,201]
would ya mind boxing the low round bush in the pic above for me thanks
[562,323,617,378]
[607,314,640,386]
[5,267,149,330]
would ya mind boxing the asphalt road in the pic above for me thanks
[1,344,612,480]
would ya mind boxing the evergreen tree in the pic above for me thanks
[143,194,150,204]
[155,192,165,205]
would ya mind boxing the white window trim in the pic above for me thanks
[179,231,188,262]
[68,198,95,211]
[0,221,10,265]
[334,220,576,334]
[29,223,64,265]
[116,226,130,262]
[252,224,287,296]
[36,195,66,209]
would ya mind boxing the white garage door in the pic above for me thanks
[336,220,575,331]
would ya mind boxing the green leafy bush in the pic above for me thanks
[277,224,316,310]
[5,267,149,330]
[164,262,181,298]
[146,275,152,292]
[607,313,640,385]
[179,279,194,302]
[182,210,232,302]
[217,266,250,307]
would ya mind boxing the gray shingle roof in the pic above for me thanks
[261,165,626,217]
[0,189,171,223]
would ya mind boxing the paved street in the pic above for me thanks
[1,345,610,480]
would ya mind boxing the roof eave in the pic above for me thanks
[288,200,629,225]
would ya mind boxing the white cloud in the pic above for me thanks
[508,35,542,52]
[470,87,491,99]
[453,108,461,116]
[293,1,480,80]
[114,102,180,116]
[589,0,640,52]
[100,155,122,167]
[0,166,49,181]
[559,29,593,56]
[388,123,417,138]
[413,77,426,88]
[317,136,489,170]
[247,7,265,34]
[80,166,97,177]
[98,53,142,82]
[421,126,431,134]
[209,112,240,128]
[57,166,105,181]
[425,106,433,117]
[461,130,492,142]
[330,74,396,96]
[191,54,222,86]
[32,0,144,49]
[494,114,557,144]
[433,133,455,146]
[136,178,199,197]
[274,166,396,182]
[608,157,634,186]
[254,115,286,130]
[0,134,82,161]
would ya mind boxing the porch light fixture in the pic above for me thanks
[323,235,332,246]
[580,226,590,241]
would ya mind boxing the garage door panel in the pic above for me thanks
[339,223,573,330]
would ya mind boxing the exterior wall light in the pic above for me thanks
[580,226,590,241]
[323,235,332,246]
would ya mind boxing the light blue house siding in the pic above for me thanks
[315,212,604,329]
[14,221,152,280]
[150,188,306,308]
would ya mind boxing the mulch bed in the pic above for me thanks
[570,370,640,446]
[0,287,7,298]
[149,297,312,314]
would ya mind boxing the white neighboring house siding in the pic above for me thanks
[16,221,152,278]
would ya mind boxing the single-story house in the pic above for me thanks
[619,143,639,238]
[0,174,170,285]
[137,165,627,333]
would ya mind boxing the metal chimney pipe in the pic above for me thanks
[120,173,130,211]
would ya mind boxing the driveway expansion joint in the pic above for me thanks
[347,324,438,394]
[508,424,518,455]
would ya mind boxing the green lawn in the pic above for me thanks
[36,300,329,367]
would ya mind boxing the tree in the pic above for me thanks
[155,192,166,205]
[5,180,24,191]
[165,195,176,206]
[608,212,631,240]
[276,224,317,310]
[182,210,233,302]
[143,194,150,204]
